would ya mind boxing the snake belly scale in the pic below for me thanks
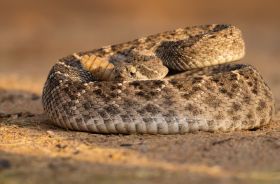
[42,24,274,134]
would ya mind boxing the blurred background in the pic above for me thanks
[0,0,279,108]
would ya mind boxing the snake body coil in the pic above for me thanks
[42,24,274,134]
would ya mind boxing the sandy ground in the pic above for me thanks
[1,1,280,183]
[0,90,279,184]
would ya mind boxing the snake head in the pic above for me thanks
[114,60,168,81]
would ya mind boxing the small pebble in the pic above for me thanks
[0,159,11,169]
[47,130,55,137]
[73,150,80,155]
[31,94,40,100]
[56,144,67,149]
[48,162,60,169]
[120,143,132,147]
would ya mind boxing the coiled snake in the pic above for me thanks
[42,24,274,134]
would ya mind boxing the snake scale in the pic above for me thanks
[42,24,274,134]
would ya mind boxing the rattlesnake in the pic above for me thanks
[42,24,274,134]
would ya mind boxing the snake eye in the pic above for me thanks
[130,72,136,77]
[137,64,141,68]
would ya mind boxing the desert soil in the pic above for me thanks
[1,1,280,184]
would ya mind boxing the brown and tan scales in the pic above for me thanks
[42,24,274,134]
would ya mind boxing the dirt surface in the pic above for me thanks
[0,90,279,184]
[1,1,280,184]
